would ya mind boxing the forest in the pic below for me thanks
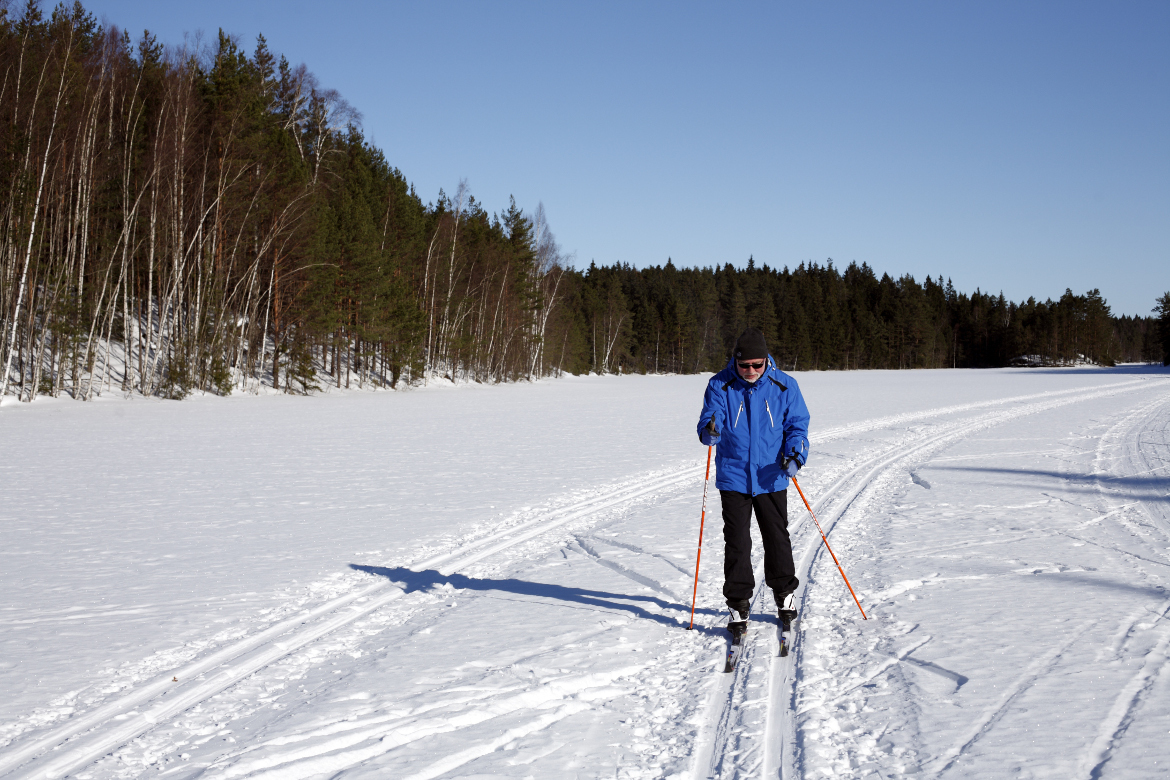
[2,2,1167,403]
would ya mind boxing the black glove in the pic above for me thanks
[702,419,720,445]
[782,455,801,478]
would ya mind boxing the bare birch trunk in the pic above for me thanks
[1,32,71,401]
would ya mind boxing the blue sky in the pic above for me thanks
[83,1,1167,315]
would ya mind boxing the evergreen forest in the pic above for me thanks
[2,3,1167,403]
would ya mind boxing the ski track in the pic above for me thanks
[1070,391,1170,778]
[568,537,683,601]
[576,532,696,578]
[789,381,1170,779]
[1077,629,1170,779]
[929,622,1091,776]
[795,636,934,716]
[202,669,639,780]
[1,376,1166,779]
[394,701,591,780]
[777,382,1167,778]
[0,470,685,780]
[1086,395,1170,552]
[692,376,1168,780]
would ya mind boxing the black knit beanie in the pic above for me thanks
[734,328,768,361]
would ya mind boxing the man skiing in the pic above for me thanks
[696,327,810,640]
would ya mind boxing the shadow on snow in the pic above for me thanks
[930,465,1169,501]
[350,564,730,637]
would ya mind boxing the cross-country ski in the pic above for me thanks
[724,602,751,673]
[778,592,797,658]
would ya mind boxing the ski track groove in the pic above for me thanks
[394,702,589,780]
[692,376,1167,780]
[691,558,772,780]
[1077,629,1170,779]
[794,636,933,716]
[577,532,695,577]
[926,387,1170,778]
[1070,391,1170,778]
[929,621,1091,777]
[0,473,687,780]
[1,376,1164,779]
[204,669,638,780]
[1090,393,1170,550]
[568,537,682,601]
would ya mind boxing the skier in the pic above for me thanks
[696,327,810,640]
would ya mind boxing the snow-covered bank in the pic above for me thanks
[2,367,1168,778]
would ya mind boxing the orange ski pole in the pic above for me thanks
[791,476,867,620]
[687,445,714,630]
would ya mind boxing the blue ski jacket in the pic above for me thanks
[696,356,810,495]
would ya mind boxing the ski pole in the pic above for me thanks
[790,476,867,620]
[687,445,714,630]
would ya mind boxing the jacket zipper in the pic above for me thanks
[765,399,775,428]
[734,400,744,428]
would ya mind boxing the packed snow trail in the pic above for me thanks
[0,375,1149,773]
[1,369,1168,779]
[783,383,1170,778]
[1,469,701,780]
[693,376,1168,779]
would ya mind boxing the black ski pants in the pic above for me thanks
[721,489,799,603]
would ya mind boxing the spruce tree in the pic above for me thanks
[1156,292,1170,366]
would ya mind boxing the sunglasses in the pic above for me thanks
[737,360,765,370]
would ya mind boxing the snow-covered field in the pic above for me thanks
[2,366,1169,779]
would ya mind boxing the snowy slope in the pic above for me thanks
[1,367,1168,779]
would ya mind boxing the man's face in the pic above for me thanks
[736,358,765,383]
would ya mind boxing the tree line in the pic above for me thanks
[1,3,1165,405]
[565,259,1167,376]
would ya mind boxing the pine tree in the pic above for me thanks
[1155,292,1170,366]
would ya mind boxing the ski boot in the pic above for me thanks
[727,599,750,638]
[775,590,797,657]
[724,599,750,673]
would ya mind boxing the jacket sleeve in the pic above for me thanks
[697,381,727,445]
[782,381,811,465]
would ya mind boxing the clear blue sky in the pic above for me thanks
[84,1,1168,316]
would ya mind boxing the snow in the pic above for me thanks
[1,366,1168,779]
